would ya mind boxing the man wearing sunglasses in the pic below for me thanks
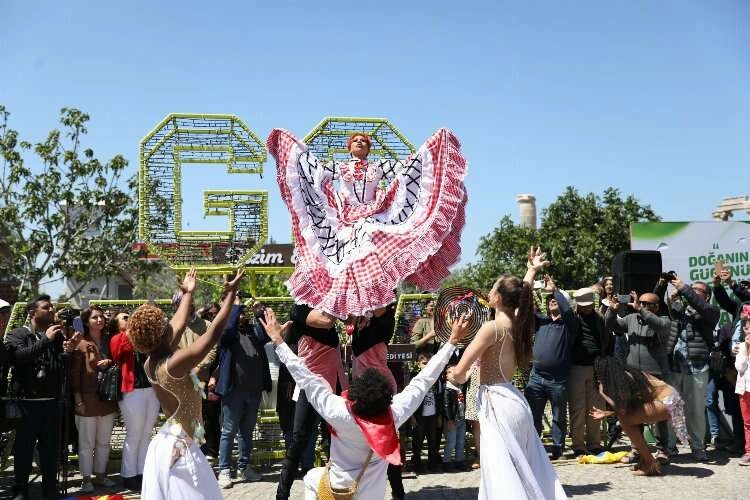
[605,291,672,463]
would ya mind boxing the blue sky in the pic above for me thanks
[3,1,749,293]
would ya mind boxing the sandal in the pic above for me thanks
[620,450,640,464]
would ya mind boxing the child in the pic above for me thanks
[734,320,750,465]
[442,358,468,471]
[410,351,443,473]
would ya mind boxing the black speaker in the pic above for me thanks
[611,250,662,295]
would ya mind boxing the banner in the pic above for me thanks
[631,221,750,325]
[630,222,750,283]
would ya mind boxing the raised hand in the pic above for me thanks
[527,246,549,272]
[448,312,472,345]
[720,268,732,284]
[223,268,245,292]
[629,291,639,311]
[177,267,198,294]
[259,307,293,345]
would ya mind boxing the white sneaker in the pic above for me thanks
[218,469,233,489]
[242,465,262,482]
[80,481,95,494]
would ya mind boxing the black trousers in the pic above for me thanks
[276,390,321,500]
[202,397,222,456]
[14,399,60,499]
[412,414,440,466]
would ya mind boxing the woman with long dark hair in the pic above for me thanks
[589,356,689,476]
[71,305,118,493]
[447,248,566,499]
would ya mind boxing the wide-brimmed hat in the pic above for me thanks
[573,288,595,307]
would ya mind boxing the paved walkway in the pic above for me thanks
[3,446,750,498]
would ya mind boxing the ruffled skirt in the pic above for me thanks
[268,128,467,318]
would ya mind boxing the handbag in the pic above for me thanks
[318,449,373,500]
[97,365,123,402]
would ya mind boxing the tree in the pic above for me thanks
[444,215,537,292]
[447,187,660,291]
[0,106,154,300]
[540,187,660,288]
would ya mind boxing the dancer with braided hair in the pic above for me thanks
[589,356,689,476]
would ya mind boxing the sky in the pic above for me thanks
[2,1,749,294]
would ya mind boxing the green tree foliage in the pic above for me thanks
[0,106,155,299]
[448,187,660,291]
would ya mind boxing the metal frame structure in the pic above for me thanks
[139,114,268,274]
[304,116,415,163]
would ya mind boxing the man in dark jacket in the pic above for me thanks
[658,275,720,461]
[5,295,79,500]
[214,298,272,488]
[525,278,578,460]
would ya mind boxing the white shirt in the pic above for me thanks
[735,343,750,395]
[421,388,437,416]
[275,341,457,500]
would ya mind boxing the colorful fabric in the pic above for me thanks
[661,390,689,445]
[298,335,348,393]
[268,128,467,318]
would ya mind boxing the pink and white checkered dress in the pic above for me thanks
[267,128,467,319]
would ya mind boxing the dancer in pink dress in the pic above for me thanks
[267,128,467,319]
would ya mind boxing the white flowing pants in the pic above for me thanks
[119,387,161,477]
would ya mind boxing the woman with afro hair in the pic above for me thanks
[128,267,244,499]
[589,356,689,476]
[260,306,471,500]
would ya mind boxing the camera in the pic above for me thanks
[56,307,81,328]
[661,271,677,281]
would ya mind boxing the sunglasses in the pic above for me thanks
[638,301,657,306]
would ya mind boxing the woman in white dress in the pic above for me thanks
[127,268,243,499]
[448,248,567,499]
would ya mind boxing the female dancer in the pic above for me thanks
[267,128,467,319]
[589,356,690,476]
[110,310,161,492]
[128,268,243,499]
[447,248,567,499]
[71,306,118,493]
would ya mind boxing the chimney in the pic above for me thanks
[515,194,537,229]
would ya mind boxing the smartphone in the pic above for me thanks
[73,317,84,333]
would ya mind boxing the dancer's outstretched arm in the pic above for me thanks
[167,269,244,378]
[166,268,197,350]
